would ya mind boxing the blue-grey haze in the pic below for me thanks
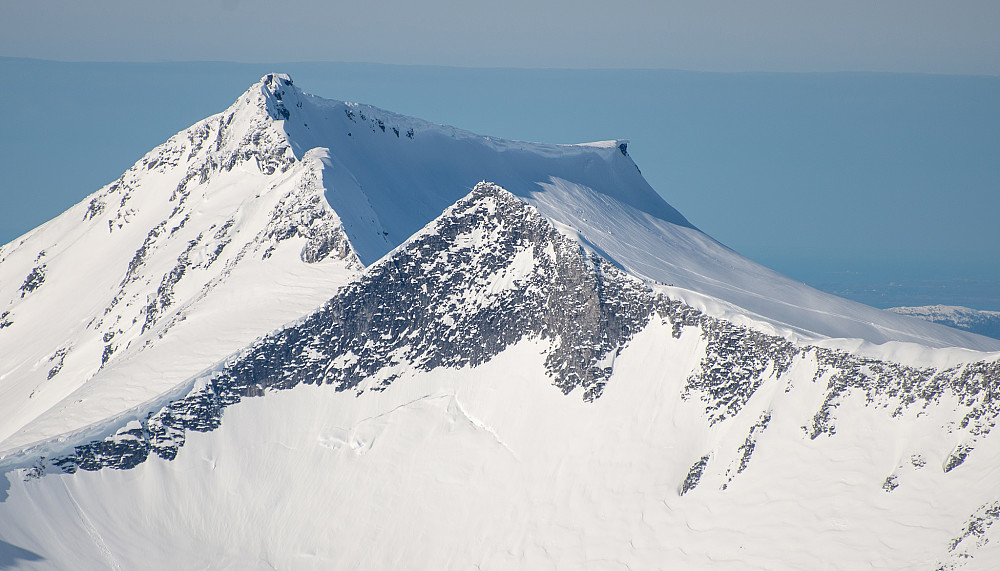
[1,59,997,309]
[3,0,999,75]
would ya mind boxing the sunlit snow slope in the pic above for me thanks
[259,73,999,351]
[2,183,1000,570]
[0,75,362,450]
[2,74,1000,570]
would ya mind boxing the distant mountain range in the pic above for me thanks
[889,305,1000,340]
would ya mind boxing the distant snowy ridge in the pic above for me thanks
[889,305,1000,340]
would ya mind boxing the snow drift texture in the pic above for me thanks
[2,74,1000,570]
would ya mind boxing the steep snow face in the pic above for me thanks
[0,74,359,449]
[255,75,1000,351]
[259,76,691,265]
[3,184,1000,570]
[523,179,1000,352]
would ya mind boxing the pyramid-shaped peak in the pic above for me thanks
[260,73,296,97]
[238,73,302,122]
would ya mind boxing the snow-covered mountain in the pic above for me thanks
[2,74,1000,569]
[890,305,1000,341]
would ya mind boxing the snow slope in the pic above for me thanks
[258,74,1000,351]
[2,184,999,570]
[0,75,360,451]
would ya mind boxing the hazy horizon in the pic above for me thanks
[3,1,999,75]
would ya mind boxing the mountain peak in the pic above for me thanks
[252,72,300,122]
[261,72,294,91]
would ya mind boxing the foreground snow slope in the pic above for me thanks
[2,185,999,570]
[4,342,997,570]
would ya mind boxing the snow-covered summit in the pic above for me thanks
[241,73,999,351]
[238,73,692,265]
[0,74,360,450]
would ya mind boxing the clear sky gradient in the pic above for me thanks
[2,0,1000,75]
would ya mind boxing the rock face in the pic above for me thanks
[32,183,657,471]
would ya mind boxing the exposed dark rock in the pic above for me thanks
[46,347,69,379]
[806,352,1000,452]
[35,184,666,474]
[142,238,200,334]
[723,410,772,489]
[680,454,710,495]
[19,265,46,297]
[84,197,105,221]
[685,320,797,424]
[940,500,1000,569]
[882,475,899,492]
[945,443,974,473]
[121,221,169,288]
